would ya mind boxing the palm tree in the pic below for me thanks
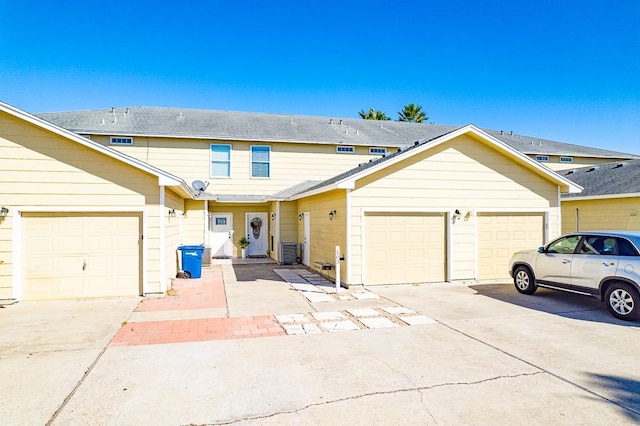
[358,108,391,121]
[398,103,428,123]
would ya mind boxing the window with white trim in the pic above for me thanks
[337,146,355,153]
[536,155,550,162]
[251,145,271,178]
[210,144,231,177]
[560,156,574,163]
[110,136,133,145]
[369,147,387,155]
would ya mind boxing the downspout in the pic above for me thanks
[575,208,580,232]
[345,188,351,287]
[557,186,562,236]
[203,200,208,244]
[159,185,167,294]
[276,201,281,260]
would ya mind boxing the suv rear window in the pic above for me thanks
[579,236,639,256]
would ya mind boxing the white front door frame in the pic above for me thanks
[245,212,268,257]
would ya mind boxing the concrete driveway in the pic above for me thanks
[2,265,639,425]
[0,298,139,425]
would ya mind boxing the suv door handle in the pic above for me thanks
[562,259,571,264]
[603,262,615,266]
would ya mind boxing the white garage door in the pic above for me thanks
[365,213,446,285]
[22,212,142,300]
[477,213,544,280]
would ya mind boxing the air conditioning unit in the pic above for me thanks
[279,242,297,265]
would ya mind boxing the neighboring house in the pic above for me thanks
[0,102,635,301]
[561,160,640,233]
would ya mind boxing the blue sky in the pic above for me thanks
[1,0,638,153]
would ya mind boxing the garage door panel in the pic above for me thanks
[23,213,141,300]
[365,213,446,285]
[478,213,543,280]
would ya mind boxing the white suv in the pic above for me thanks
[508,231,640,321]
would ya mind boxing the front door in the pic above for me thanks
[210,213,233,257]
[246,212,268,257]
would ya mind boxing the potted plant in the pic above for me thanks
[239,237,250,258]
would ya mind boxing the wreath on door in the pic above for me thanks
[250,217,263,239]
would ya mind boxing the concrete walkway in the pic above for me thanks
[111,262,439,346]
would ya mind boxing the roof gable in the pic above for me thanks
[0,102,194,196]
[289,125,582,200]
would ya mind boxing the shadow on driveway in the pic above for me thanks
[469,284,640,327]
[231,263,308,283]
[587,373,640,419]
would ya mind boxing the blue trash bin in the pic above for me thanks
[178,245,205,279]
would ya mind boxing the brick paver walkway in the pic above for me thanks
[110,266,285,347]
[135,267,227,312]
[110,315,284,346]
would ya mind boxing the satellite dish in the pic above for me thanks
[191,180,208,192]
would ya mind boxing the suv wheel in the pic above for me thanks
[605,283,639,321]
[513,266,537,295]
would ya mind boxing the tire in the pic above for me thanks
[605,283,639,321]
[513,266,537,295]
[183,270,192,279]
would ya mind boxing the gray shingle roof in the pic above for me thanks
[562,160,640,198]
[36,107,639,158]
[299,131,452,195]
[270,180,325,199]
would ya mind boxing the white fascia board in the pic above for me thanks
[1,102,194,195]
[561,192,640,201]
[287,183,341,201]
[334,124,583,193]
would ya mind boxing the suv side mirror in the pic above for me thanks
[537,246,545,253]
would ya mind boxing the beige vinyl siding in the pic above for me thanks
[562,198,640,233]
[96,136,385,196]
[278,201,298,243]
[165,188,185,283]
[297,190,346,282]
[209,203,270,257]
[349,135,561,284]
[272,201,299,262]
[0,111,166,298]
[182,199,207,244]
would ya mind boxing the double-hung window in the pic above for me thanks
[251,145,270,178]
[211,144,231,177]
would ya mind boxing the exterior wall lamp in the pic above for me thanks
[329,210,336,220]
[168,208,176,217]
[452,209,462,223]
[0,207,8,217]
